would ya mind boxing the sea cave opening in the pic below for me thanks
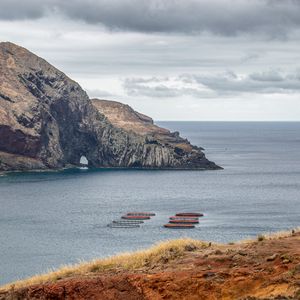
[79,155,89,166]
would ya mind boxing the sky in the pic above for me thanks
[1,0,300,121]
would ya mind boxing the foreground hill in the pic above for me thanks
[0,42,220,171]
[1,230,299,299]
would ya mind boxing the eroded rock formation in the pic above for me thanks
[0,42,220,171]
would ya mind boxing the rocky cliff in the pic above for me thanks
[0,42,220,171]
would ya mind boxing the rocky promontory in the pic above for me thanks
[0,42,220,172]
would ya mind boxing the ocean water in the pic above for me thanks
[0,122,299,285]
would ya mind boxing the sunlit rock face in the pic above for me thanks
[0,42,220,171]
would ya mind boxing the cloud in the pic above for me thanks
[248,70,284,82]
[86,89,116,99]
[240,53,261,63]
[194,70,300,94]
[123,70,300,98]
[0,0,44,20]
[1,0,300,37]
[123,76,214,98]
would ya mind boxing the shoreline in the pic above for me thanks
[0,165,224,177]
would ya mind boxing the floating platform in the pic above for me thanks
[113,220,144,224]
[169,216,199,220]
[122,215,151,220]
[107,224,140,228]
[164,223,195,229]
[169,219,199,224]
[175,212,204,217]
[127,212,156,216]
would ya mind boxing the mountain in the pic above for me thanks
[0,42,220,171]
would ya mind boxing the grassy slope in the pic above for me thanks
[0,238,209,291]
[1,228,300,299]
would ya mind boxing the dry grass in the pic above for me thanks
[0,238,208,292]
[174,143,193,152]
[2,228,299,292]
[240,227,300,244]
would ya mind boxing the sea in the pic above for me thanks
[0,122,299,285]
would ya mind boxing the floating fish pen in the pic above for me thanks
[169,216,199,220]
[127,212,156,216]
[107,212,155,228]
[175,212,204,217]
[112,220,144,224]
[163,211,204,229]
[164,223,195,229]
[122,215,151,220]
[169,219,199,224]
[108,212,155,228]
[107,224,140,228]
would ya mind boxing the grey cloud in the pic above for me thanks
[124,77,213,98]
[124,78,185,98]
[240,53,261,63]
[86,89,116,99]
[123,70,300,98]
[1,0,300,37]
[0,0,44,20]
[194,70,300,94]
[249,70,284,82]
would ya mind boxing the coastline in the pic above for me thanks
[1,228,299,299]
[0,165,224,177]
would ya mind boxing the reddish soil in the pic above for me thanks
[1,232,300,300]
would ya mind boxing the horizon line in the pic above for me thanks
[155,120,300,122]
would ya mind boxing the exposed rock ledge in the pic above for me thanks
[0,42,221,171]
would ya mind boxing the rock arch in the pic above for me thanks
[79,155,88,166]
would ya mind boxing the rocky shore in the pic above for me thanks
[0,42,220,172]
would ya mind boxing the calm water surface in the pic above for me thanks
[0,122,299,284]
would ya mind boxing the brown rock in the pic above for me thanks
[266,254,278,261]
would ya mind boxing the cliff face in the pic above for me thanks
[92,99,215,167]
[0,42,220,171]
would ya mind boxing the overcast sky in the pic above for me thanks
[1,0,300,120]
